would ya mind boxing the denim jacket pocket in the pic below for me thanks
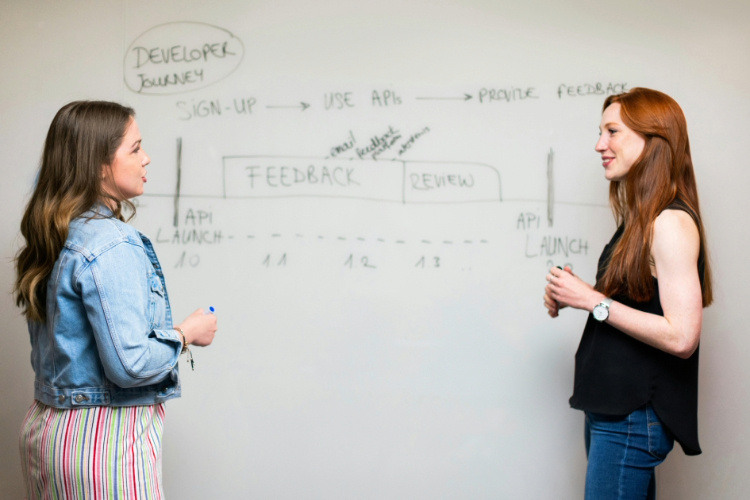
[148,273,167,328]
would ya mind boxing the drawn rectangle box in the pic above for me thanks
[222,156,404,202]
[403,161,502,203]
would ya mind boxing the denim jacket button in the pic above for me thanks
[74,394,88,403]
[58,395,65,403]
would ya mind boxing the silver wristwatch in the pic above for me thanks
[592,298,613,322]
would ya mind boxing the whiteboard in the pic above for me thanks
[1,1,749,498]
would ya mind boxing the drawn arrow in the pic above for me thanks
[415,94,473,101]
[266,102,311,111]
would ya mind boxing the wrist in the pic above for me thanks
[174,326,195,371]
[174,326,188,352]
[592,297,614,322]
[589,292,609,313]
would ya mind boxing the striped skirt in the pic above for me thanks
[19,400,166,499]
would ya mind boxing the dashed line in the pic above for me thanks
[244,234,490,245]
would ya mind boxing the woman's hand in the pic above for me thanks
[177,308,218,347]
[544,266,604,317]
[543,290,562,318]
[543,271,564,317]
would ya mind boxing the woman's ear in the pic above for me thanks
[100,163,111,182]
[100,165,113,197]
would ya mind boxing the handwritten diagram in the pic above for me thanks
[126,21,614,274]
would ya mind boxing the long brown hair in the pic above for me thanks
[14,101,136,322]
[597,88,712,306]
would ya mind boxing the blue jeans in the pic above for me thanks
[584,406,674,499]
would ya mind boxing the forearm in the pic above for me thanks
[102,332,181,387]
[601,299,702,358]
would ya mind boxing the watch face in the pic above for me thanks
[593,304,608,322]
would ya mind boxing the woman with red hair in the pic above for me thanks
[544,88,712,498]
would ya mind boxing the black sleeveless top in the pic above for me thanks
[569,208,702,455]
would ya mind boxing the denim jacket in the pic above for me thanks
[29,206,182,408]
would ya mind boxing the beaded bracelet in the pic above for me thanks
[173,326,194,371]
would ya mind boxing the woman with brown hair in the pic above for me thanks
[544,88,712,498]
[15,100,217,497]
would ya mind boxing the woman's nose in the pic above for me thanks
[594,135,607,152]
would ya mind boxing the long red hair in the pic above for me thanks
[597,87,712,306]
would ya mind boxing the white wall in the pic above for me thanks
[1,1,748,498]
